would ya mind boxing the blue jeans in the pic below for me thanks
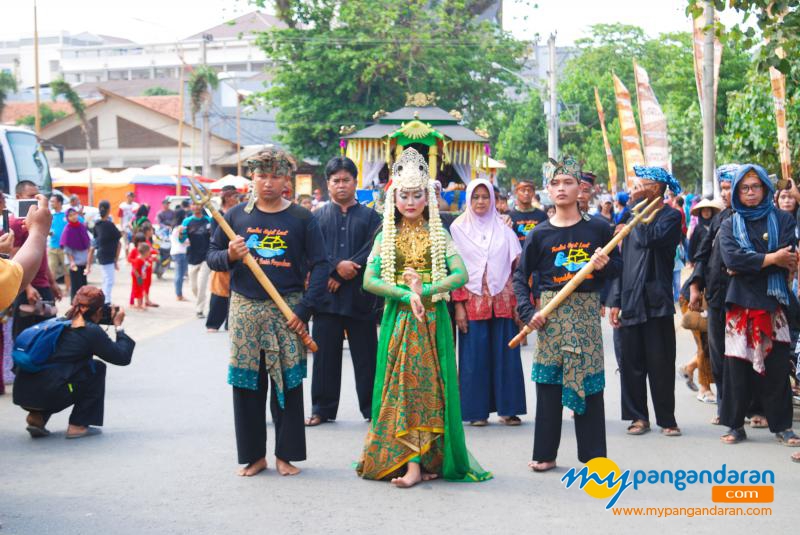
[673,270,681,302]
[172,253,188,297]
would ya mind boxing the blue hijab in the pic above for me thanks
[730,164,788,306]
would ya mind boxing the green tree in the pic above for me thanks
[687,0,800,77]
[0,71,18,119]
[15,104,67,128]
[254,0,525,162]
[494,92,547,186]
[143,86,178,96]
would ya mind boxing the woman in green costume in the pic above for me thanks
[355,148,492,488]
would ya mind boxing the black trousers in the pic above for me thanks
[205,294,229,330]
[310,313,377,420]
[533,383,606,463]
[12,286,55,339]
[232,353,306,464]
[619,316,678,428]
[720,342,794,433]
[14,361,106,427]
[69,266,88,301]
[707,305,726,417]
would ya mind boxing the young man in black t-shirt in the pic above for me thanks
[513,157,621,473]
[509,180,547,244]
[208,148,329,478]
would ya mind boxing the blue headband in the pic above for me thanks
[633,165,682,194]
[716,164,740,183]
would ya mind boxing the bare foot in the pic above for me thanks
[237,458,268,477]
[391,462,422,488]
[421,472,438,481]
[528,460,557,472]
[276,458,301,476]
[66,424,88,436]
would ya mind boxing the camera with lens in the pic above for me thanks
[99,304,120,325]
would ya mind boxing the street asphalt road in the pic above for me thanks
[1,270,799,534]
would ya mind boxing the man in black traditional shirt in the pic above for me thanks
[207,148,329,477]
[306,157,382,426]
[608,166,683,438]
[509,180,547,244]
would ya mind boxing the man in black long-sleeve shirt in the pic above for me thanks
[608,166,683,437]
[307,157,381,426]
[207,148,329,478]
[13,286,134,439]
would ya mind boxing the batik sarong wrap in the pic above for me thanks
[533,290,605,415]
[228,291,306,408]
[724,305,789,375]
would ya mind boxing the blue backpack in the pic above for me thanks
[12,317,71,373]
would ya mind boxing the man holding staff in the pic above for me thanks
[608,166,683,438]
[513,157,621,472]
[207,148,329,477]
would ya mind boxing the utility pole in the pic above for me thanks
[201,33,213,177]
[33,0,41,135]
[701,1,716,198]
[547,33,559,161]
[236,91,242,178]
[176,58,185,195]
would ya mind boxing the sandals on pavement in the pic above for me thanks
[661,427,682,437]
[775,429,800,447]
[470,420,489,427]
[721,427,747,444]
[500,416,522,426]
[304,414,330,427]
[791,451,800,463]
[696,391,717,404]
[626,420,650,435]
[749,415,768,428]
[677,365,698,392]
[65,427,102,439]
[710,416,722,426]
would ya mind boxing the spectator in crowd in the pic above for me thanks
[118,192,139,246]
[157,198,176,228]
[170,216,189,302]
[48,193,69,296]
[93,200,122,304]
[60,207,94,301]
[181,202,212,318]
[13,286,134,439]
[68,194,84,216]
[296,194,313,211]
[10,181,63,339]
[206,188,240,331]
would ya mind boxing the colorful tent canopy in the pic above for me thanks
[209,174,250,191]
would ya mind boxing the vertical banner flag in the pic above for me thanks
[770,65,792,180]
[613,74,645,189]
[633,61,671,170]
[692,9,723,114]
[594,87,618,192]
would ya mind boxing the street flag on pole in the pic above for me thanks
[770,65,792,180]
[633,61,671,171]
[594,87,618,193]
[692,9,722,115]
[613,74,645,190]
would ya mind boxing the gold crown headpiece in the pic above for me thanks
[390,148,430,192]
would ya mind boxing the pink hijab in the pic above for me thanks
[451,179,521,296]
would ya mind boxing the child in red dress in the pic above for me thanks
[129,242,151,310]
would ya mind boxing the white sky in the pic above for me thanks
[2,0,743,44]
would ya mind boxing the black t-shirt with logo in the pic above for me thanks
[510,208,548,243]
[521,217,621,293]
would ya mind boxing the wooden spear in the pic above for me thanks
[508,196,663,348]
[188,177,319,352]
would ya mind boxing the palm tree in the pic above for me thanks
[0,71,18,122]
[188,66,219,176]
[51,78,95,205]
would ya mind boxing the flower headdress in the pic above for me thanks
[380,148,448,301]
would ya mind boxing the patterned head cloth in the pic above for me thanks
[716,164,740,184]
[633,165,682,194]
[65,285,106,327]
[544,156,582,186]
[244,147,297,177]
[579,172,596,186]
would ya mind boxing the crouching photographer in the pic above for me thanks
[12,286,134,439]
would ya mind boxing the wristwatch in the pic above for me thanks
[114,325,125,333]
